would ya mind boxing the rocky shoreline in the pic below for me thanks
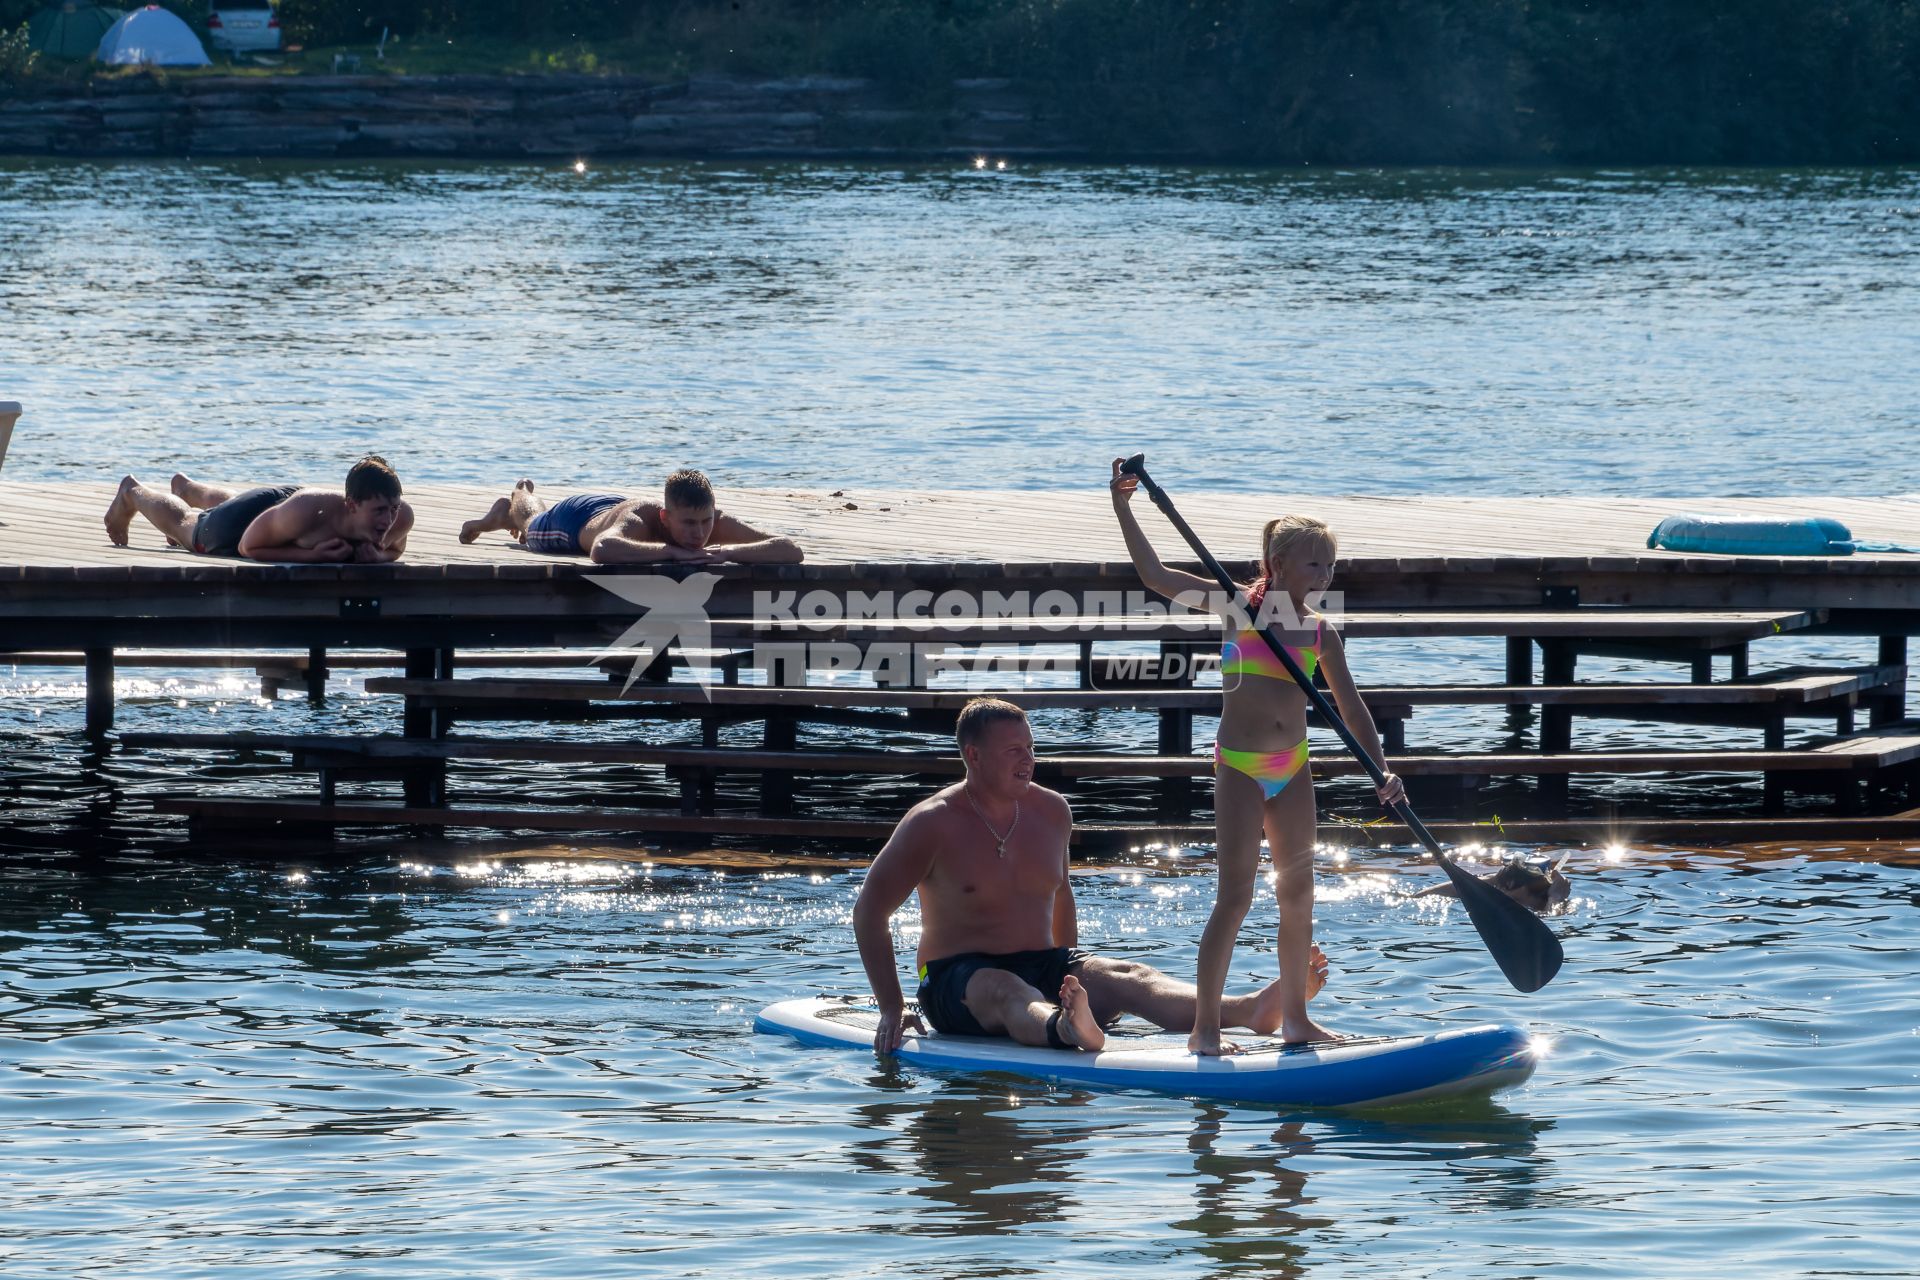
[0,72,1082,159]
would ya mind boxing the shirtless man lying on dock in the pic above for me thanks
[104,456,414,563]
[854,697,1328,1055]
[459,469,803,565]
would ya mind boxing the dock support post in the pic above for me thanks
[1157,708,1194,819]
[699,716,719,811]
[1505,637,1533,733]
[1536,641,1575,812]
[1876,636,1908,726]
[1505,637,1532,685]
[84,649,114,737]
[305,647,328,705]
[402,648,452,808]
[762,716,796,815]
[1763,772,1785,815]
[1764,714,1787,752]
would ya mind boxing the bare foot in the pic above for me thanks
[515,478,535,493]
[1188,1025,1240,1057]
[1055,975,1106,1053]
[169,472,191,498]
[1247,943,1331,1035]
[1279,1014,1341,1045]
[104,476,138,546]
[460,496,512,544]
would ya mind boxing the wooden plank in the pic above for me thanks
[363,667,1882,711]
[120,729,1920,775]
[361,676,1228,710]
[721,609,1822,645]
[143,796,1920,847]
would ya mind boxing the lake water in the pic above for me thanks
[0,160,1916,493]
[3,844,1917,1278]
[4,160,1920,1275]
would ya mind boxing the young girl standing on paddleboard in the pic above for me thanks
[1111,459,1404,1053]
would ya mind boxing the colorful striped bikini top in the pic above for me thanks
[1219,582,1322,685]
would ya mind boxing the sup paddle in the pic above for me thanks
[1118,454,1564,993]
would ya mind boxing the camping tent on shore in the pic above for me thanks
[28,2,124,60]
[95,4,209,66]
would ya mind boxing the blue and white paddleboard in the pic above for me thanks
[755,996,1539,1107]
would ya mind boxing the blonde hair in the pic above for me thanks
[1257,515,1336,581]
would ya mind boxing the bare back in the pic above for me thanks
[254,492,352,549]
[588,501,767,550]
[576,498,654,552]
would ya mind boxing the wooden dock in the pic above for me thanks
[8,480,1920,573]
[4,477,1919,849]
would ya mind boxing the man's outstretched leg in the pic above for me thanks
[1074,946,1329,1038]
[171,474,238,510]
[964,968,1106,1052]
[104,475,199,549]
[461,478,542,544]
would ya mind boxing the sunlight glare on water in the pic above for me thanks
[2,846,1917,1278]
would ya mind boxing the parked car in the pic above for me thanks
[205,3,279,53]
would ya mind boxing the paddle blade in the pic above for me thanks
[1439,856,1565,993]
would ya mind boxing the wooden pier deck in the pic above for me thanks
[6,480,1920,573]
[4,478,1920,849]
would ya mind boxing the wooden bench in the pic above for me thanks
[0,647,756,701]
[716,608,1822,644]
[145,793,1920,849]
[124,721,1920,817]
[362,664,1898,752]
[706,608,1827,688]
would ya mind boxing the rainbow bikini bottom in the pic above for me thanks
[1214,740,1311,801]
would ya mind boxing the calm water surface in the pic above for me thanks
[2,845,1917,1278]
[0,160,1916,493]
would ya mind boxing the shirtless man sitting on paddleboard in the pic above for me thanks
[458,468,802,565]
[854,697,1327,1056]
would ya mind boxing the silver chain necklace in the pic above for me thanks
[964,784,1020,858]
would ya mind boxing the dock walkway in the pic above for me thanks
[5,479,1920,848]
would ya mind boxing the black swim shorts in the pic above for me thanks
[915,946,1092,1037]
[191,485,303,557]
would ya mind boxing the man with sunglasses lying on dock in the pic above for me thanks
[854,697,1329,1056]
[459,468,803,565]
[104,455,413,563]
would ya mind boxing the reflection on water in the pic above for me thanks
[851,1073,1105,1234]
[9,848,1907,1276]
[1180,1112,1327,1277]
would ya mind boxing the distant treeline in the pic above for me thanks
[8,0,1916,163]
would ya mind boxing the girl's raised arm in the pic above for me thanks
[1109,457,1218,604]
